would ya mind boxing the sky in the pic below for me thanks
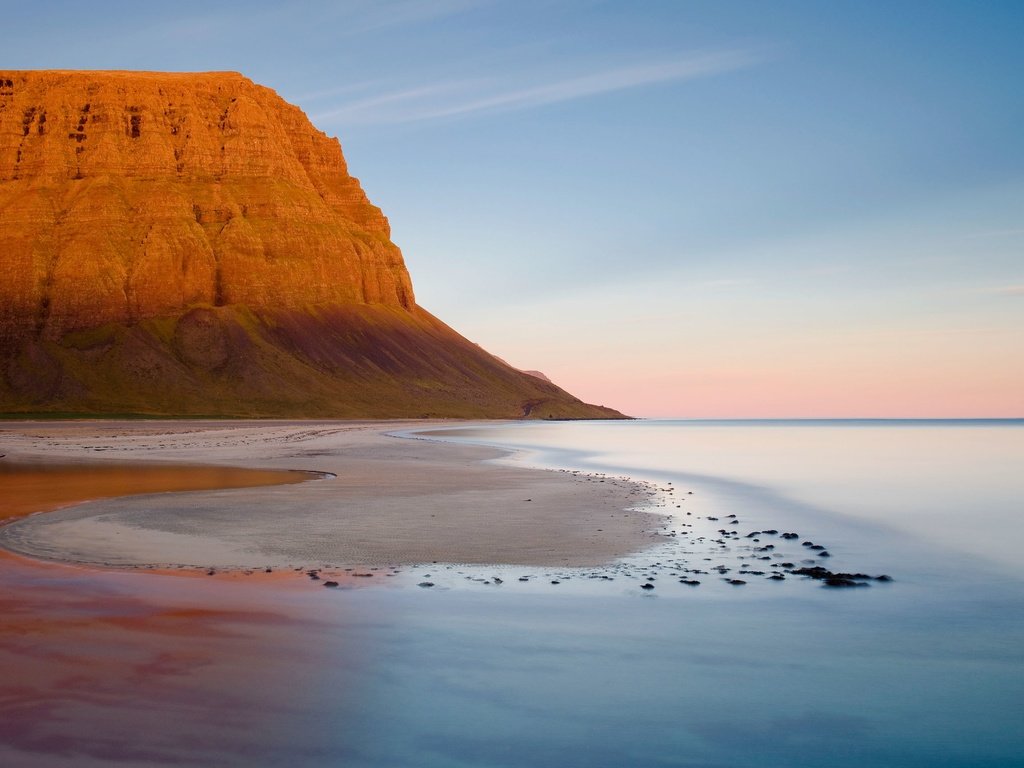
[4,1,1022,417]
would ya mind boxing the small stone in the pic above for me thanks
[323,581,339,588]
[418,581,435,588]
[824,577,867,588]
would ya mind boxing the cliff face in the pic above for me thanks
[0,71,623,419]
[0,70,412,340]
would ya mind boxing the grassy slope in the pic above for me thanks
[0,303,626,419]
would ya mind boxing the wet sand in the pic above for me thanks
[0,420,660,570]
[0,539,353,766]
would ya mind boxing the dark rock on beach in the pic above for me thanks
[791,566,892,587]
[824,577,867,587]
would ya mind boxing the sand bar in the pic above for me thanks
[0,420,660,569]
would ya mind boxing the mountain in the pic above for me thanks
[0,70,624,419]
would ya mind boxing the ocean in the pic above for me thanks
[349,419,1024,767]
[2,419,1021,767]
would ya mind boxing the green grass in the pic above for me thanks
[0,411,252,420]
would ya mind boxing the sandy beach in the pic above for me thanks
[0,420,661,570]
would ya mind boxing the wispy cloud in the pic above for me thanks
[991,284,1024,296]
[312,49,762,125]
[289,80,384,104]
[313,79,486,119]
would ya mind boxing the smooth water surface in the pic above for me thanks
[423,419,1024,577]
[379,419,1024,767]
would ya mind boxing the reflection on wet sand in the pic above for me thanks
[0,550,367,766]
[0,463,355,767]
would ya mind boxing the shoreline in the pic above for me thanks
[0,420,663,572]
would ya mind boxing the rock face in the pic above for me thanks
[0,71,623,418]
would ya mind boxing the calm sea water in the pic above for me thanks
[3,420,1022,767]
[357,419,1024,768]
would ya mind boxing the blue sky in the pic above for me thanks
[4,1,1022,415]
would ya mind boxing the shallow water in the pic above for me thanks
[420,419,1024,577]
[2,420,1022,767]
[0,461,306,521]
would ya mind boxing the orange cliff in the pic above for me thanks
[0,70,624,419]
